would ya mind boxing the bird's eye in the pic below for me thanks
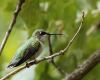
[39,31,46,35]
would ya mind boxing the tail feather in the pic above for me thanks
[7,63,17,68]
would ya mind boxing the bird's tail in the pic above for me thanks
[7,63,17,68]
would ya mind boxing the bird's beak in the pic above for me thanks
[46,32,63,35]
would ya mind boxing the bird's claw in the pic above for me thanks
[26,62,30,68]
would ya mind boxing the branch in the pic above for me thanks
[0,66,26,80]
[48,35,65,76]
[0,12,85,80]
[64,49,100,80]
[62,11,85,54]
[0,0,25,55]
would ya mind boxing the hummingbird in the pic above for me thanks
[7,29,62,68]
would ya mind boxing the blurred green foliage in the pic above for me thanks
[0,0,100,80]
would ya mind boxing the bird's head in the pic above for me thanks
[32,29,63,42]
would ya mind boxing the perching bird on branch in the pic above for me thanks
[7,29,62,68]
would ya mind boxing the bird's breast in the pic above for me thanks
[30,42,43,60]
[34,44,42,58]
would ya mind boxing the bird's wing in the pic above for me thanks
[8,38,41,68]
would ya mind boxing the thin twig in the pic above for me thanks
[48,35,53,54]
[0,12,85,80]
[48,35,65,76]
[64,49,100,80]
[0,66,26,80]
[0,0,25,55]
[62,11,85,54]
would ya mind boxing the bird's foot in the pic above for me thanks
[33,59,37,64]
[26,62,30,68]
[25,59,37,68]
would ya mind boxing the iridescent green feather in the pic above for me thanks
[8,37,41,67]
